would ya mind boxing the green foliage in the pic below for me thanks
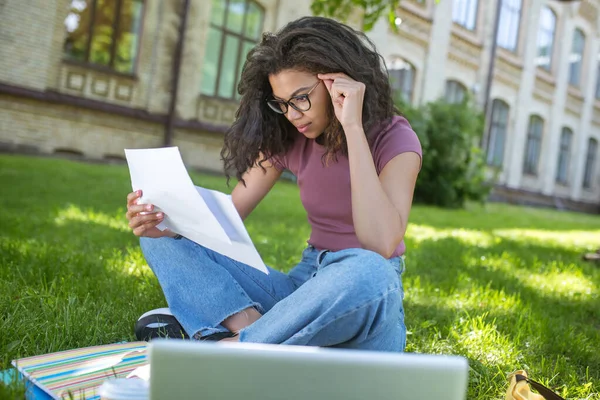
[310,0,401,31]
[398,96,492,208]
[1,155,599,399]
[310,0,440,31]
[0,377,26,400]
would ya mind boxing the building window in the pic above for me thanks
[568,29,586,87]
[583,138,598,189]
[487,99,509,167]
[452,0,478,31]
[535,7,556,71]
[555,127,572,185]
[388,58,415,104]
[64,0,144,74]
[200,0,265,99]
[445,80,467,104]
[523,116,544,175]
[497,0,522,52]
[595,59,600,100]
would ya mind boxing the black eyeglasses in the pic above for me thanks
[266,81,321,114]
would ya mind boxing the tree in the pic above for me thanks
[311,0,579,32]
[310,0,400,31]
[310,0,439,31]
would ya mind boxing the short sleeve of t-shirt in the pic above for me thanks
[371,116,422,175]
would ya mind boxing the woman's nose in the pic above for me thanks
[287,107,303,121]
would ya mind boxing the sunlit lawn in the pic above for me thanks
[1,154,599,399]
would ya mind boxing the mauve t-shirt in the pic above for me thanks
[272,116,422,257]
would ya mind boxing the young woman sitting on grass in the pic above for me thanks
[125,16,422,352]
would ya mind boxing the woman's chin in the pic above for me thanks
[302,129,323,140]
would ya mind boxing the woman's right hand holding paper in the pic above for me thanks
[126,190,174,238]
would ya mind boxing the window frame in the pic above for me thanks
[568,28,586,87]
[445,79,467,104]
[595,59,600,100]
[63,0,145,76]
[523,115,544,176]
[535,6,556,72]
[583,138,598,189]
[200,0,265,100]
[496,0,523,52]
[487,99,510,168]
[388,57,416,104]
[555,127,572,185]
[452,0,479,31]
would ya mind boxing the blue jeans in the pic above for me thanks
[140,237,407,352]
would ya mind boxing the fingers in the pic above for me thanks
[126,189,167,237]
[132,219,162,237]
[129,212,164,236]
[127,190,142,207]
[126,203,155,221]
[317,73,353,93]
[321,79,334,95]
[125,189,155,221]
[318,77,341,104]
[317,73,362,90]
[317,72,350,81]
[317,73,364,105]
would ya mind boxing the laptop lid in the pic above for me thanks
[148,339,469,400]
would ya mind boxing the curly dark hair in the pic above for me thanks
[220,16,398,183]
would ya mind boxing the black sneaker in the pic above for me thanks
[135,308,189,341]
[135,308,237,341]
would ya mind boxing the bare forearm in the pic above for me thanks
[231,183,254,221]
[231,160,282,220]
[346,126,404,258]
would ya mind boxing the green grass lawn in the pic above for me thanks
[1,154,599,399]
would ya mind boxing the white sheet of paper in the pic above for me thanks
[124,147,268,274]
[126,364,151,381]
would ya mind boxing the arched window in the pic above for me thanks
[535,7,556,71]
[388,58,415,104]
[445,80,467,104]
[523,116,544,175]
[568,29,586,87]
[555,128,572,184]
[583,138,598,189]
[487,99,509,167]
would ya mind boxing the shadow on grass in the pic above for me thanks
[405,235,600,384]
[2,155,598,397]
[0,222,164,370]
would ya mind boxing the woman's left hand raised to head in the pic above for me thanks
[318,73,365,133]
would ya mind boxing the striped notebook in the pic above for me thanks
[11,341,149,400]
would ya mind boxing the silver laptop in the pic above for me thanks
[148,339,469,400]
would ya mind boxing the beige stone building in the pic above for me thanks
[1,0,599,212]
[371,0,600,212]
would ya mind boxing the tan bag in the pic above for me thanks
[505,370,564,400]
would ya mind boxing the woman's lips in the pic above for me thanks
[296,123,311,133]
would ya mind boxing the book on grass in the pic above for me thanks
[124,147,269,274]
[11,341,149,400]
